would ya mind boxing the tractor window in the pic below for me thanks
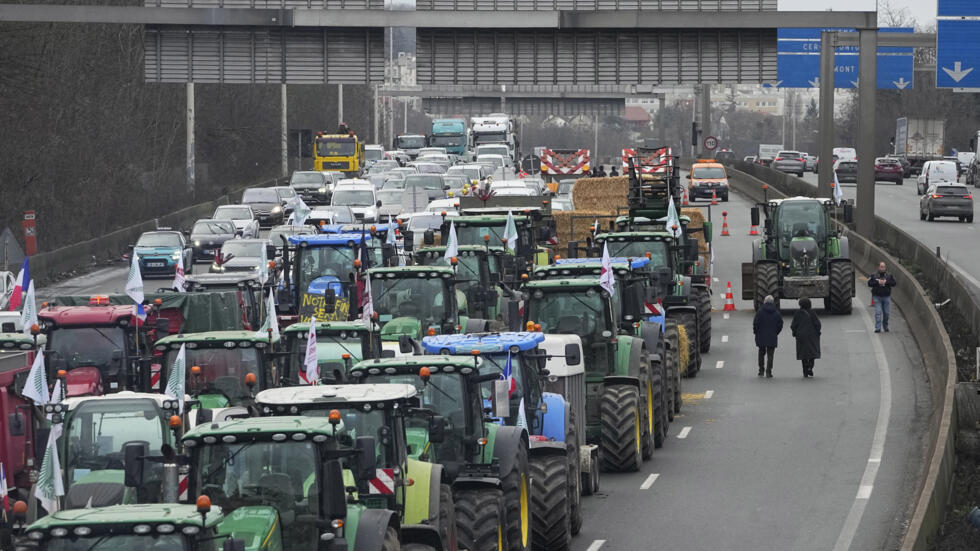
[477,353,542,425]
[526,289,605,341]
[776,202,827,245]
[456,224,506,246]
[297,245,381,297]
[599,240,670,268]
[371,277,453,326]
[47,326,128,373]
[164,347,262,404]
[302,408,393,468]
[288,331,371,382]
[43,534,187,551]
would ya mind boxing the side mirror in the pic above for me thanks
[491,379,510,418]
[321,460,348,520]
[8,412,25,437]
[266,245,277,260]
[423,229,435,246]
[564,343,581,366]
[155,317,171,335]
[354,436,377,480]
[398,334,414,354]
[376,200,383,208]
[567,241,579,259]
[323,288,337,314]
[489,272,501,285]
[382,243,395,266]
[686,174,692,179]
[843,203,854,223]
[123,441,149,487]
[750,206,760,227]
[428,416,446,443]
[443,185,450,191]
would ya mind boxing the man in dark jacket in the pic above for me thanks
[791,297,821,378]
[868,261,897,333]
[753,295,783,378]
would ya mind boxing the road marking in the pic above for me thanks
[721,335,729,343]
[676,426,692,439]
[713,277,719,283]
[640,474,660,490]
[586,540,606,551]
[715,360,724,369]
[723,313,730,320]
[832,299,893,551]
[705,390,714,399]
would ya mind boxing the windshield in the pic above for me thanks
[65,399,166,485]
[242,189,279,203]
[429,136,463,147]
[298,245,381,295]
[395,136,426,149]
[599,240,670,267]
[372,276,453,326]
[47,326,128,372]
[221,241,263,258]
[164,347,263,404]
[193,221,235,235]
[405,175,445,191]
[332,190,374,207]
[316,138,355,157]
[526,288,606,341]
[377,191,402,206]
[291,172,325,185]
[214,207,251,220]
[692,167,726,179]
[448,167,481,181]
[43,534,189,551]
[136,233,180,247]
[477,156,503,169]
[276,188,296,199]
[443,177,467,190]
[455,223,507,246]
[474,133,507,145]
[777,201,827,244]
[365,148,384,161]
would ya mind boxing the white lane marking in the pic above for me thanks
[640,474,660,490]
[832,300,893,551]
[715,360,724,369]
[676,426,692,439]
[586,540,606,551]
[723,313,730,320]
[713,277,720,283]
[705,390,714,399]
[721,335,729,343]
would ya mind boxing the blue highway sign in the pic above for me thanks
[937,1,980,89]
[938,0,976,18]
[773,28,914,90]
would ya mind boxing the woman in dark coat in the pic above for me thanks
[790,297,822,378]
[753,295,783,378]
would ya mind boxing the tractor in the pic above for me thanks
[741,196,855,313]
[280,319,386,384]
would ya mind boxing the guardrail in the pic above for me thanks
[723,160,958,551]
[28,177,285,286]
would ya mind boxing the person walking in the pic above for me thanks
[868,261,897,333]
[790,297,821,378]
[753,295,783,378]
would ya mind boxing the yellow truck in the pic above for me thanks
[314,129,364,177]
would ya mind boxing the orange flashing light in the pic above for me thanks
[244,373,257,387]
[427,328,437,336]
[169,415,182,429]
[342,353,351,360]
[56,370,67,380]
[196,495,212,514]
[191,365,202,376]
[419,366,431,380]
[328,409,342,424]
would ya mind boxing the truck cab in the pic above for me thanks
[314,132,365,177]
[429,119,467,156]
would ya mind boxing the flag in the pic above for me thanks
[292,197,312,227]
[599,243,616,297]
[500,351,517,396]
[644,301,666,334]
[360,273,374,325]
[36,423,65,514]
[592,219,599,235]
[516,397,528,429]
[659,195,682,238]
[7,258,28,311]
[833,170,843,206]
[19,280,37,335]
[254,289,280,341]
[1,462,9,512]
[172,252,187,292]
[300,317,319,385]
[386,216,397,248]
[165,344,187,414]
[358,229,372,271]
[125,254,146,321]
[22,348,49,406]
[258,245,270,286]
[443,222,459,264]
[503,210,518,252]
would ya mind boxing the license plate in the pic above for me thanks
[147,262,165,267]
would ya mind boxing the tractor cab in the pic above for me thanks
[367,265,466,353]
[415,245,511,323]
[182,272,267,330]
[281,319,383,385]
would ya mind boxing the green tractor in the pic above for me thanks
[346,356,533,551]
[522,278,669,472]
[741,197,855,313]
[255,384,460,550]
[280,319,386,384]
[438,213,551,276]
[415,245,520,328]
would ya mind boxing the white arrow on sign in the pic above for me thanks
[850,79,860,88]
[809,77,820,88]
[942,62,975,83]
[763,80,783,88]
[893,77,910,90]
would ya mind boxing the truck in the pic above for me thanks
[757,144,784,167]
[895,117,945,175]
[394,134,428,159]
[315,130,366,177]
[539,149,591,184]
[429,119,468,156]
[469,114,517,162]
[0,342,38,505]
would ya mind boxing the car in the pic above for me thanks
[715,149,736,162]
[886,154,913,178]
[404,174,447,202]
[367,159,400,174]
[833,147,857,162]
[364,144,385,165]
[834,160,859,184]
[380,176,407,191]
[411,162,447,175]
[687,161,730,201]
[520,176,549,196]
[489,179,529,194]
[943,156,964,177]
[241,187,286,227]
[189,219,238,263]
[132,230,192,277]
[418,147,448,157]
[417,155,453,171]
[443,174,469,195]
[210,238,273,279]
[271,186,299,213]
[288,171,331,205]
[376,190,405,218]
[873,157,904,185]
[308,205,356,227]
[474,144,514,167]
[447,164,492,185]
[425,198,460,214]
[331,180,380,222]
[916,160,959,195]
[920,183,974,222]
[385,150,410,166]
[211,205,259,238]
[389,167,419,180]
[802,154,818,172]
[772,150,806,177]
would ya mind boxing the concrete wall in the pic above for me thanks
[723,162,958,551]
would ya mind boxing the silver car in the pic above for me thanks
[772,151,806,177]
[919,183,974,222]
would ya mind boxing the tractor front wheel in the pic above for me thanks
[753,262,780,311]
[529,454,572,551]
[664,320,682,415]
[599,385,642,472]
[828,262,854,315]
[454,488,507,551]
[502,443,532,551]
[695,287,712,353]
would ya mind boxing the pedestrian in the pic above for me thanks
[790,298,821,378]
[868,261,897,332]
[610,166,620,177]
[598,165,608,177]
[753,295,783,378]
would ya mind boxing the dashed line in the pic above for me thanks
[586,540,606,551]
[713,277,719,283]
[705,390,714,399]
[715,360,724,369]
[723,313,730,320]
[856,485,873,500]
[640,474,660,490]
[676,426,692,439]
[721,335,729,343]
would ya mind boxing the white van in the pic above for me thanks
[833,147,857,162]
[917,160,959,195]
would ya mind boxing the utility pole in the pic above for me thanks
[338,84,344,124]
[701,85,712,154]
[373,84,379,144]
[281,83,288,177]
[818,31,836,199]
[790,91,797,151]
[186,82,195,193]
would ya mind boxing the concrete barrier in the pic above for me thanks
[723,162,959,551]
[27,177,284,286]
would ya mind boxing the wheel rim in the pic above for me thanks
[520,473,529,547]
[498,522,504,549]
[634,406,641,457]
[647,380,654,435]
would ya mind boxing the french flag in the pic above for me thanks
[501,352,517,396]
[8,258,28,311]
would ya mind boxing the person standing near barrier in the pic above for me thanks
[868,261,897,333]
[791,298,821,378]
[753,295,783,378]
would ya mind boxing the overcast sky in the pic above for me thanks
[778,0,936,28]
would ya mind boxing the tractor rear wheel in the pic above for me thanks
[599,385,642,472]
[664,320,682,415]
[695,287,712,353]
[437,483,457,551]
[382,526,400,551]
[828,262,854,315]
[502,443,532,551]
[529,454,572,551]
[455,488,506,551]
[650,358,668,450]
[753,262,780,311]
[566,414,583,535]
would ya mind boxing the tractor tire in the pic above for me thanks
[753,262,780,311]
[641,371,656,460]
[566,413,583,536]
[651,357,668,450]
[664,320,682,415]
[502,442,532,551]
[599,385,642,473]
[694,287,712,353]
[382,526,401,551]
[454,488,506,551]
[438,483,458,551]
[828,262,854,315]
[529,454,572,551]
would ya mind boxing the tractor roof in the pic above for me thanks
[525,278,603,290]
[283,319,371,334]
[184,272,263,286]
[0,333,35,350]
[422,331,545,355]
[350,355,477,373]
[596,231,674,240]
[367,265,455,277]
[27,503,224,531]
[38,305,137,327]
[183,416,342,442]
[320,222,397,235]
[554,257,650,269]
[416,245,506,255]
[288,233,372,247]
[155,330,279,348]
[62,391,176,412]
[769,196,833,206]
[451,215,530,224]
[256,383,417,408]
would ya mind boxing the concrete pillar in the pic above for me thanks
[186,82,195,192]
[856,29,878,236]
[338,84,344,124]
[281,83,288,178]
[818,31,835,199]
[701,84,711,154]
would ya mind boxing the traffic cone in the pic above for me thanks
[723,282,736,311]
[749,224,759,236]
[720,211,730,236]
[711,191,719,206]
[682,190,690,206]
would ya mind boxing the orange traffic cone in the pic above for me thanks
[749,224,759,236]
[682,190,690,206]
[723,282,736,311]
[720,211,730,236]
[711,191,719,206]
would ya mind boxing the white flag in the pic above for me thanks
[125,254,144,304]
[254,289,280,341]
[172,253,186,292]
[36,423,65,514]
[833,170,843,206]
[165,344,187,414]
[258,246,270,286]
[302,317,319,385]
[360,274,374,325]
[443,222,459,264]
[19,280,37,335]
[599,243,616,297]
[592,219,599,235]
[386,215,397,247]
[503,210,519,253]
[659,195,682,238]
[292,197,312,227]
[22,349,49,406]
[516,397,528,429]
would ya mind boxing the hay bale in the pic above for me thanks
[553,209,616,251]
[572,177,629,212]
[677,325,690,376]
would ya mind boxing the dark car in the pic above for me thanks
[834,160,859,184]
[887,154,913,177]
[289,171,331,205]
[715,149,736,162]
[873,157,904,185]
[920,183,974,222]
[242,188,285,227]
[189,219,238,263]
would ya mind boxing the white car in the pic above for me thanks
[417,147,448,157]
[917,160,959,195]
[211,238,272,280]
[332,180,380,222]
[212,205,259,238]
[425,198,461,214]
[489,179,528,193]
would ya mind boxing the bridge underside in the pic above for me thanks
[420,97,624,117]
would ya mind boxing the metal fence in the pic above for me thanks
[415,0,777,10]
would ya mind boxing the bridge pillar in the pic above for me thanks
[818,31,835,200]
[856,28,877,236]
[186,82,195,193]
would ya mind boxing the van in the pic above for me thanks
[916,160,959,196]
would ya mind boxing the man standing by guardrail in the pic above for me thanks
[868,262,898,333]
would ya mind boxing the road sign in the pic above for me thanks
[937,18,980,89]
[703,136,718,151]
[939,0,975,17]
[774,28,914,89]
